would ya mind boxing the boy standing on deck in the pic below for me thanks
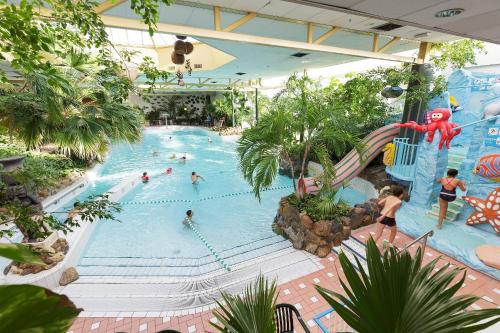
[373,185,405,248]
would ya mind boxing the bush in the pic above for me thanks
[287,193,350,221]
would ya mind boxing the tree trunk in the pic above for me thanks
[286,154,297,191]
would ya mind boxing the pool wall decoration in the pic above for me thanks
[462,187,500,234]
[395,108,461,149]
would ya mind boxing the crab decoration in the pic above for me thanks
[395,108,461,149]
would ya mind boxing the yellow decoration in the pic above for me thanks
[382,143,395,166]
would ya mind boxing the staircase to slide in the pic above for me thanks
[426,149,467,223]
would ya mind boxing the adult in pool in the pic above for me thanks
[191,171,205,184]
[436,168,466,229]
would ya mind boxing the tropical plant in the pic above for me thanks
[0,194,121,241]
[0,244,80,333]
[237,74,364,199]
[211,274,277,333]
[316,238,500,333]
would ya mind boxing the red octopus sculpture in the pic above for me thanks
[395,108,461,149]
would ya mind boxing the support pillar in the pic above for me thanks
[399,64,433,144]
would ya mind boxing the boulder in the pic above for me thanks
[342,225,351,240]
[304,231,322,245]
[331,221,342,234]
[317,244,332,258]
[51,238,69,253]
[304,243,318,255]
[300,213,313,230]
[285,226,304,249]
[333,233,343,247]
[313,220,332,237]
[31,265,45,274]
[3,263,12,275]
[59,267,79,286]
[282,204,300,228]
[348,207,368,229]
[49,252,65,263]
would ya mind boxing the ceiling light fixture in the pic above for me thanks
[435,8,464,18]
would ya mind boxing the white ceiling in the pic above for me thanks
[284,0,500,43]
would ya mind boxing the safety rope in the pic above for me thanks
[120,185,293,206]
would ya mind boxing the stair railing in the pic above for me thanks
[397,230,434,254]
[386,138,419,182]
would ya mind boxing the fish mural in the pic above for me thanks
[449,95,463,113]
[382,143,395,166]
[483,101,500,120]
[473,154,500,182]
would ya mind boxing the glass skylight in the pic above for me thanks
[105,27,197,48]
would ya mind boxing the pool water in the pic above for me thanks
[79,127,367,260]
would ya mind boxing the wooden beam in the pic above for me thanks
[94,0,127,14]
[417,41,432,63]
[313,26,340,44]
[372,33,379,52]
[98,15,420,63]
[214,6,221,31]
[377,36,401,53]
[223,12,257,32]
[307,22,313,43]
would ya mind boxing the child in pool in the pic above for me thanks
[141,172,149,183]
[183,210,193,225]
[437,169,466,229]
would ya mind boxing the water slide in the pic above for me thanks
[305,124,400,193]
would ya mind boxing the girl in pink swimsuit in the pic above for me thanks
[437,169,466,229]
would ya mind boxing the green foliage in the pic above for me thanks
[0,243,44,265]
[287,193,350,221]
[138,56,170,92]
[316,238,500,333]
[431,39,486,71]
[0,194,122,241]
[238,74,364,199]
[0,0,173,86]
[211,89,251,126]
[0,284,80,333]
[211,274,277,333]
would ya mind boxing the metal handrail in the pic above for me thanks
[397,230,434,254]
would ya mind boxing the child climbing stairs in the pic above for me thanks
[426,149,467,223]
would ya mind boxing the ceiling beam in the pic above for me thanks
[417,41,432,63]
[313,26,340,44]
[372,33,379,52]
[377,37,401,53]
[94,0,127,14]
[307,22,313,43]
[213,6,221,31]
[100,15,419,64]
[223,12,257,32]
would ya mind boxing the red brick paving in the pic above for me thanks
[68,224,499,333]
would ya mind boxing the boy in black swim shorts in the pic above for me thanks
[373,186,404,247]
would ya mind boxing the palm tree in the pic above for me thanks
[237,74,363,200]
[211,274,277,333]
[316,239,500,333]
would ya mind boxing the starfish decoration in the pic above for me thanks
[462,187,500,234]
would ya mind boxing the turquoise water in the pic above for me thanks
[79,127,367,260]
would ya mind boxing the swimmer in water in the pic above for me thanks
[179,153,187,164]
[191,171,205,184]
[152,151,159,157]
[183,210,193,225]
[68,202,82,220]
[141,172,149,183]
[164,167,173,174]
[208,137,212,143]
[169,153,176,159]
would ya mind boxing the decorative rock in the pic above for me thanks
[3,263,12,275]
[59,267,79,286]
[20,268,32,276]
[316,245,332,258]
[50,252,65,263]
[305,231,322,245]
[285,226,304,249]
[312,220,332,237]
[31,265,45,274]
[342,225,351,240]
[333,233,343,247]
[331,221,342,234]
[51,238,69,253]
[304,242,318,255]
[300,213,313,230]
[9,265,22,275]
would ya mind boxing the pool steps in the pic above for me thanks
[332,237,368,273]
[425,150,467,223]
[58,235,321,312]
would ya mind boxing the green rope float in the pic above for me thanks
[186,220,231,272]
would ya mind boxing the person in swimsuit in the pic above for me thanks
[373,185,404,247]
[191,171,205,184]
[183,210,193,225]
[437,169,466,229]
[141,172,149,183]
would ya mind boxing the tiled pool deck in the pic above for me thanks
[68,224,499,333]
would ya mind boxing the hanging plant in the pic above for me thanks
[174,40,187,55]
[185,42,194,55]
[185,59,192,76]
[171,52,184,65]
[175,35,187,40]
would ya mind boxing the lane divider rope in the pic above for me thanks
[120,185,293,206]
[184,201,231,272]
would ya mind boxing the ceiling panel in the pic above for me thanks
[258,0,299,17]
[229,0,273,12]
[282,4,325,21]
[437,10,500,35]
[307,10,347,25]
[352,0,448,19]
[399,0,500,27]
